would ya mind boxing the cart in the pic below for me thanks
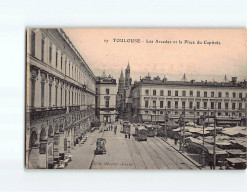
[94,138,106,155]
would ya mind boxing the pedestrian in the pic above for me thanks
[128,133,131,139]
[174,134,178,145]
[114,126,117,134]
[209,160,213,170]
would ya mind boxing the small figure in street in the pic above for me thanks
[128,133,131,139]
[225,163,230,170]
[174,134,178,145]
[114,126,117,134]
[209,160,213,170]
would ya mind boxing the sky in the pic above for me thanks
[64,28,247,82]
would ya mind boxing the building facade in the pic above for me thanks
[131,74,247,124]
[26,28,96,169]
[96,71,117,123]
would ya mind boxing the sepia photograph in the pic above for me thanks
[25,28,247,170]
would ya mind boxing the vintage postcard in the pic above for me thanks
[25,28,247,170]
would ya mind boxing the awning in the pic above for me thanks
[226,158,247,164]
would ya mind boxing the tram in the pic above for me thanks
[122,121,131,134]
[145,124,156,137]
[135,126,148,141]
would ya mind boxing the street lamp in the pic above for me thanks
[164,108,168,141]
[193,107,196,127]
[178,114,185,152]
[200,114,206,167]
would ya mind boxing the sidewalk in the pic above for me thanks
[66,131,99,169]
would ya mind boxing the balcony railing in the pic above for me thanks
[28,105,95,121]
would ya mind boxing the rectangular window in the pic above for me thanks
[239,103,242,109]
[49,45,52,64]
[160,101,163,108]
[225,92,229,98]
[197,102,200,109]
[31,79,35,107]
[175,91,178,96]
[190,91,193,97]
[106,88,110,94]
[204,102,207,109]
[211,92,214,97]
[211,102,214,109]
[56,51,58,67]
[197,91,200,97]
[218,92,222,98]
[61,56,63,71]
[31,31,35,57]
[145,90,149,95]
[49,84,52,107]
[65,90,67,106]
[204,91,207,97]
[153,101,156,108]
[232,103,236,110]
[189,102,193,109]
[167,101,171,108]
[175,101,178,109]
[182,91,186,96]
[105,98,109,108]
[65,60,67,75]
[55,87,58,107]
[160,90,164,96]
[41,82,45,107]
[233,92,236,98]
[225,102,228,109]
[153,90,156,96]
[218,102,221,109]
[69,63,70,76]
[41,39,45,61]
[239,92,242,98]
[145,100,149,108]
[182,101,185,108]
[168,90,171,96]
[61,88,63,106]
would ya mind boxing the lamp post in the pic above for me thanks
[178,114,185,152]
[164,108,168,141]
[193,107,196,127]
[200,114,206,167]
[213,99,217,170]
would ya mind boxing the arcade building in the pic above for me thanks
[26,29,96,169]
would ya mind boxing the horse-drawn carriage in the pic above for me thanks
[94,138,106,155]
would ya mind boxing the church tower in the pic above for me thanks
[125,61,132,88]
[118,69,125,97]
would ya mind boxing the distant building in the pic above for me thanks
[26,28,96,169]
[131,74,247,125]
[96,71,117,123]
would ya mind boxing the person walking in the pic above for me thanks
[174,134,178,145]
[114,126,117,135]
[209,160,213,170]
